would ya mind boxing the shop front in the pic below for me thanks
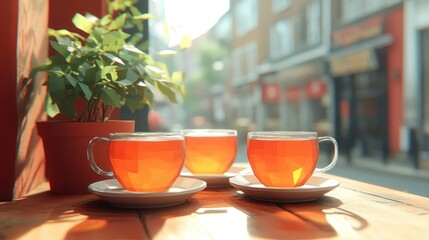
[330,11,403,162]
[421,28,429,161]
[283,61,329,133]
[263,59,330,134]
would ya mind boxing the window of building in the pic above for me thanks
[272,0,292,14]
[245,41,258,81]
[306,0,321,46]
[233,42,257,85]
[340,0,401,24]
[294,12,307,49]
[270,19,293,59]
[235,0,258,37]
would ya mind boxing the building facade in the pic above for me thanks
[258,0,332,136]
[404,0,429,168]
[227,0,333,141]
[207,0,429,169]
[330,0,403,162]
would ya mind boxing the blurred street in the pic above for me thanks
[235,144,429,198]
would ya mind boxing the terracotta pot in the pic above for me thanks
[36,120,135,194]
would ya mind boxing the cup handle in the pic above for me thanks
[87,137,114,177]
[314,136,338,172]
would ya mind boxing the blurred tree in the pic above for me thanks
[183,40,227,123]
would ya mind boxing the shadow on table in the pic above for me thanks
[63,198,147,239]
[230,192,368,239]
[0,192,112,239]
[0,192,53,239]
[64,197,203,239]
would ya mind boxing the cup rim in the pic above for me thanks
[248,131,317,139]
[109,132,183,140]
[181,129,237,136]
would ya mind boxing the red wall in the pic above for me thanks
[385,7,404,155]
[0,0,19,201]
[49,0,106,37]
[0,0,106,201]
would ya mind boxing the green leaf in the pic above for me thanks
[50,41,72,61]
[56,96,76,119]
[98,66,117,80]
[156,50,177,56]
[72,13,94,33]
[119,51,137,62]
[143,79,160,95]
[118,69,139,85]
[65,75,78,87]
[108,70,118,81]
[156,81,177,103]
[100,87,123,107]
[133,13,154,20]
[171,71,184,84]
[109,13,127,31]
[129,6,142,16]
[45,94,60,118]
[78,82,92,100]
[103,30,128,48]
[122,45,144,54]
[104,53,125,65]
[83,66,97,85]
[145,65,166,78]
[99,15,112,26]
[138,40,149,52]
[91,28,103,45]
[48,66,65,78]
[179,85,187,99]
[137,81,147,88]
[128,33,143,46]
[78,62,92,75]
[55,37,73,48]
[179,35,192,49]
[95,60,104,68]
[143,87,154,105]
[47,76,66,92]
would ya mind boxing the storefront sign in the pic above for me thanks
[306,79,327,99]
[262,83,281,103]
[333,16,384,48]
[330,49,378,76]
[278,62,323,83]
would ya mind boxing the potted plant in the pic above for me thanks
[30,0,187,194]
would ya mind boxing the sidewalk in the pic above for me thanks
[328,156,429,197]
[319,151,429,179]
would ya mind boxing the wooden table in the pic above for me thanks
[1,172,429,240]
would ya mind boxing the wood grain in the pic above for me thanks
[1,172,429,240]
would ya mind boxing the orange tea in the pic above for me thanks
[88,133,184,192]
[247,132,338,188]
[183,130,237,174]
[109,139,184,192]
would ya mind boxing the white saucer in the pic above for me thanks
[229,175,340,202]
[180,165,248,188]
[88,177,206,208]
